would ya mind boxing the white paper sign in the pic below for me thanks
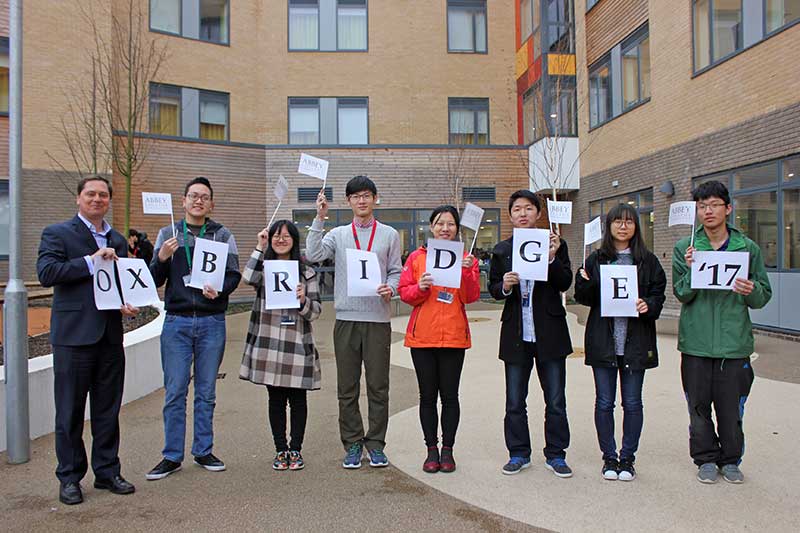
[142,192,173,215]
[118,258,160,307]
[584,216,602,247]
[547,200,573,225]
[669,201,697,227]
[188,239,230,292]
[274,175,289,201]
[426,239,464,289]
[298,153,329,181]
[346,249,381,297]
[600,265,639,317]
[460,203,485,232]
[691,251,749,290]
[93,257,123,310]
[511,228,551,281]
[263,260,301,310]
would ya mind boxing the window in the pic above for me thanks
[766,0,800,33]
[337,98,368,144]
[784,188,800,269]
[199,90,228,140]
[522,86,540,145]
[588,188,654,251]
[449,98,489,145]
[0,181,8,257]
[289,0,319,50]
[586,0,599,9]
[150,0,181,34]
[337,0,367,50]
[621,25,650,110]
[693,0,743,71]
[289,98,320,144]
[734,161,779,190]
[549,77,577,137]
[448,0,487,53]
[149,83,182,136]
[521,0,533,42]
[588,56,611,127]
[0,38,8,114]
[545,0,573,53]
[150,0,228,44]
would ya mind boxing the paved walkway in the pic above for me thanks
[1,302,798,532]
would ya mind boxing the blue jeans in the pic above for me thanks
[592,360,645,462]
[504,356,569,460]
[161,313,226,462]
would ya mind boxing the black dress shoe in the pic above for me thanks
[94,475,136,495]
[59,482,83,505]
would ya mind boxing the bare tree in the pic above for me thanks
[439,147,477,211]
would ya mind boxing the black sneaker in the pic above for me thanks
[194,453,226,472]
[602,458,619,480]
[146,458,182,480]
[618,459,636,482]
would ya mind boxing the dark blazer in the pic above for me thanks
[489,236,573,364]
[37,215,128,346]
[574,249,667,370]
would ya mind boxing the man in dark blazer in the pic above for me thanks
[37,176,139,505]
[489,190,574,478]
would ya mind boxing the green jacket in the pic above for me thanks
[672,225,772,359]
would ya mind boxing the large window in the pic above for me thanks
[448,98,489,145]
[520,0,533,42]
[199,90,229,141]
[522,84,545,145]
[289,97,368,144]
[337,0,368,50]
[766,0,800,33]
[289,0,367,51]
[544,0,573,53]
[149,83,182,136]
[693,154,800,271]
[289,0,320,50]
[150,0,229,44]
[289,98,320,144]
[149,83,228,141]
[588,56,611,128]
[0,38,8,114]
[447,0,487,53]
[693,0,742,70]
[588,189,654,251]
[337,98,368,144]
[621,25,650,110]
[549,77,577,137]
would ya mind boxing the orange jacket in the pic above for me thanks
[398,246,481,349]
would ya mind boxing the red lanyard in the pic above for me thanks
[352,221,378,252]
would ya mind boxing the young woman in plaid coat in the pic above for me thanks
[240,220,322,471]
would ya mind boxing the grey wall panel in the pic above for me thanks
[320,0,337,51]
[779,272,800,331]
[743,0,764,47]
[320,97,338,144]
[182,0,199,39]
[182,87,200,138]
[610,45,622,117]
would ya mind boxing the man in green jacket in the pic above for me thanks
[673,180,771,485]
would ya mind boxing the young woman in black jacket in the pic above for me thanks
[574,204,666,482]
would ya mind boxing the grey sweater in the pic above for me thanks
[305,217,402,323]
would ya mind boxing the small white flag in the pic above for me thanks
[669,201,697,227]
[274,175,289,201]
[298,153,329,181]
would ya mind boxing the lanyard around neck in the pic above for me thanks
[352,220,377,252]
[183,220,207,268]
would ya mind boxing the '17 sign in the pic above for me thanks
[690,251,749,291]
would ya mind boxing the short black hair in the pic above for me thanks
[128,229,140,238]
[693,180,730,205]
[77,175,112,198]
[345,175,377,197]
[184,176,214,199]
[508,189,541,213]
[430,205,461,231]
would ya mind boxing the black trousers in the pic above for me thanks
[410,348,466,448]
[681,354,754,466]
[267,385,308,452]
[52,327,125,484]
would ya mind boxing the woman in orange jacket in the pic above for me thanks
[399,205,481,473]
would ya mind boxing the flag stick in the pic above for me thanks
[268,201,282,229]
[469,229,478,256]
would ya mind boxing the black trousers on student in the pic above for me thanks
[267,385,308,452]
[680,353,754,466]
[410,348,466,448]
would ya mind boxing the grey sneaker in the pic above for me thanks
[720,464,744,484]
[697,463,719,484]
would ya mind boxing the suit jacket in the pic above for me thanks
[37,215,128,346]
[488,237,573,364]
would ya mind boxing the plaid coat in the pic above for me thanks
[239,250,322,390]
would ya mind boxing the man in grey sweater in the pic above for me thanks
[306,175,402,469]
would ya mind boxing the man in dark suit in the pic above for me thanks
[489,190,574,478]
[37,176,139,505]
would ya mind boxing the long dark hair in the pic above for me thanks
[598,204,649,263]
[430,205,461,231]
[264,219,303,263]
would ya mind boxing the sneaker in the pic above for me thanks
[423,446,440,474]
[602,458,619,480]
[720,464,744,484]
[146,458,182,481]
[618,459,636,482]
[342,443,363,469]
[288,451,305,471]
[697,462,719,484]
[545,458,573,478]
[502,456,531,475]
[272,451,289,471]
[439,447,456,473]
[368,448,389,468]
[193,453,226,472]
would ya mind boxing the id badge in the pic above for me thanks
[280,314,297,326]
[521,291,531,308]
[182,274,192,286]
[436,291,454,304]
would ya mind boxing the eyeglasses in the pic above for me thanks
[272,234,292,243]
[511,206,538,215]
[348,193,374,202]
[612,219,634,227]
[186,192,212,203]
[698,202,727,212]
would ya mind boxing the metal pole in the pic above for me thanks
[5,0,30,464]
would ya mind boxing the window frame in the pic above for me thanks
[336,97,369,145]
[448,97,490,145]
[620,24,650,112]
[587,53,612,129]
[148,82,183,137]
[288,0,321,51]
[198,0,230,45]
[198,89,230,141]
[447,0,489,54]
[764,0,800,35]
[0,37,9,116]
[149,0,183,37]
[288,97,322,145]
[149,0,230,46]
[335,0,369,51]
[692,0,745,73]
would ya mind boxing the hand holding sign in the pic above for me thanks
[600,265,639,317]
[426,239,464,288]
[263,260,300,310]
[94,257,123,310]
[188,239,230,293]
[118,258,159,307]
[690,251,749,291]
[512,228,551,281]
